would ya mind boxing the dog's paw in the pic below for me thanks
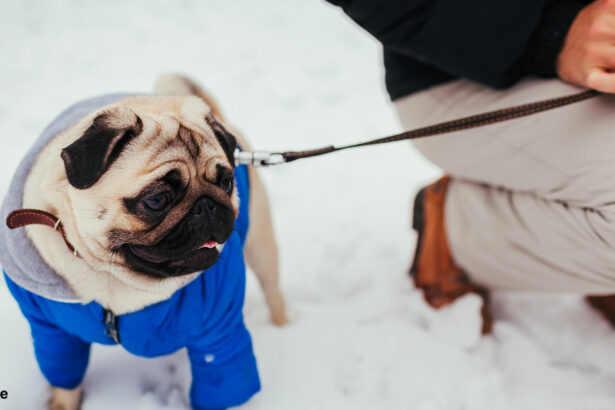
[48,386,83,410]
[266,290,289,326]
[271,309,289,326]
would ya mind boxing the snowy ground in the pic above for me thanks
[2,1,615,409]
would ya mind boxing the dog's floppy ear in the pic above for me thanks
[206,114,237,167]
[61,108,143,189]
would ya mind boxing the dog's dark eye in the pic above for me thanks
[219,175,234,194]
[143,191,173,212]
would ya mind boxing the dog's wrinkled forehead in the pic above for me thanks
[133,95,236,168]
[61,96,237,191]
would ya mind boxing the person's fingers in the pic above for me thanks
[587,13,615,40]
[558,0,615,89]
[592,43,615,68]
[587,67,615,93]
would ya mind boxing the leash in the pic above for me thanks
[235,89,600,167]
[4,89,601,256]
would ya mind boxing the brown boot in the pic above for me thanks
[410,176,493,334]
[587,295,615,327]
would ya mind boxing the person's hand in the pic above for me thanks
[557,0,615,92]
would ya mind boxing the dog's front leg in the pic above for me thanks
[48,385,83,410]
[188,336,260,409]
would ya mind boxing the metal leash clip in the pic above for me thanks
[234,149,286,167]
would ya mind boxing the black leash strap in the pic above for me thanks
[235,89,600,167]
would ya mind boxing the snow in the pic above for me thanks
[1,1,615,409]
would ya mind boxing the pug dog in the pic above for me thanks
[0,74,287,410]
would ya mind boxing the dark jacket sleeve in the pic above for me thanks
[522,0,587,77]
[327,0,586,90]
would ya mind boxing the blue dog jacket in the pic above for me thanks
[1,95,260,410]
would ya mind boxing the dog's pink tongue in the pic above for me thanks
[199,240,218,249]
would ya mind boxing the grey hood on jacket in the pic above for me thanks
[0,94,130,302]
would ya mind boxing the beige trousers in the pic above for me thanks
[395,78,615,294]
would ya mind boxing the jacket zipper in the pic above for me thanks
[102,308,121,344]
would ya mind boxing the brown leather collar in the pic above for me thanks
[6,208,79,257]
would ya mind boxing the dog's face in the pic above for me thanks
[60,96,239,279]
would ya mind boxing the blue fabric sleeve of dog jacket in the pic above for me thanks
[4,275,91,389]
[188,324,260,410]
[3,164,260,406]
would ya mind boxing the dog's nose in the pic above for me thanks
[191,197,217,215]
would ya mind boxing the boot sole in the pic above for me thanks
[409,187,426,277]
